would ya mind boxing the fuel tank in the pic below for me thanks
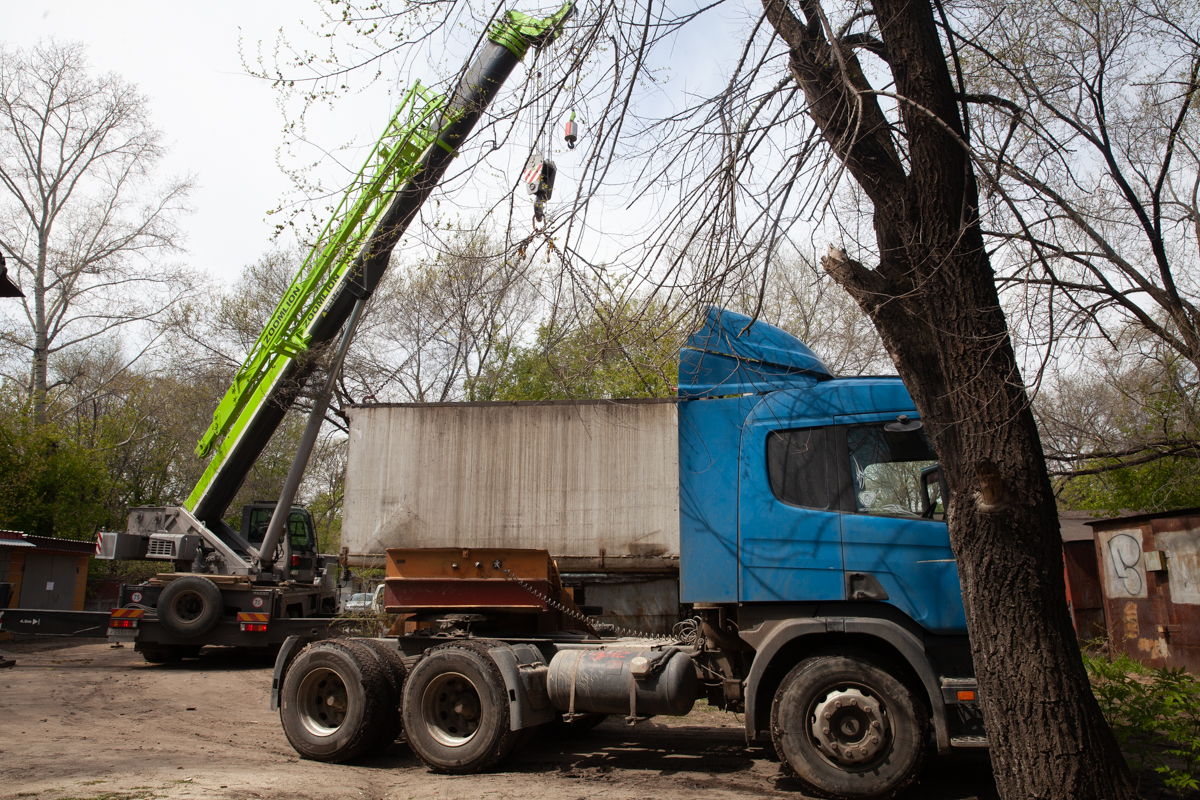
[547,646,698,717]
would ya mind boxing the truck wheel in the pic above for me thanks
[156,576,223,638]
[771,654,929,800]
[402,642,520,773]
[358,638,407,750]
[280,639,391,762]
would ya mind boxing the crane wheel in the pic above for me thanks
[280,638,392,762]
[401,641,520,773]
[156,576,223,638]
[357,638,408,751]
[140,645,202,663]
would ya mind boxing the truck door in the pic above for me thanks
[287,510,317,584]
[738,417,845,602]
[834,415,966,633]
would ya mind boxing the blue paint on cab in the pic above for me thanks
[678,307,967,635]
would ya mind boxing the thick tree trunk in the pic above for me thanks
[762,0,1138,797]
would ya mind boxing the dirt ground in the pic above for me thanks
[0,638,1000,800]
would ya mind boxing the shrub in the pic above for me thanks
[1083,647,1200,794]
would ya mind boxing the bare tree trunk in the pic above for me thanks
[0,42,192,428]
[32,233,48,424]
[763,0,1138,796]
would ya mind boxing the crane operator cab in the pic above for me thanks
[241,502,319,583]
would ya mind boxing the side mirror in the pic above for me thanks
[919,464,948,519]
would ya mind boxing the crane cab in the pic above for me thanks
[241,503,319,583]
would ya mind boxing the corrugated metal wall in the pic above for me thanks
[1091,509,1200,671]
[343,400,680,566]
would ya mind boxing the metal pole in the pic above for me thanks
[257,298,367,572]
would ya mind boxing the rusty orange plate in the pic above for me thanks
[386,548,553,580]
[382,578,552,612]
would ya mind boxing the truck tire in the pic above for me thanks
[401,641,521,773]
[771,654,929,800]
[358,638,407,750]
[156,576,223,638]
[280,639,392,762]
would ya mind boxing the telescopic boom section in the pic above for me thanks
[186,3,574,526]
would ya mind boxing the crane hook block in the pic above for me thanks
[522,152,557,221]
[564,118,578,149]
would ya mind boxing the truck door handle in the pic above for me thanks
[845,572,889,601]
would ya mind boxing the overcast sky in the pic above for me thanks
[6,1,400,289]
[6,1,749,298]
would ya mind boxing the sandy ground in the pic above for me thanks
[0,639,1000,800]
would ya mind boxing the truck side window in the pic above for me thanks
[846,424,939,518]
[246,508,271,546]
[766,427,831,509]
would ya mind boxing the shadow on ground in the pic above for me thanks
[353,720,1000,799]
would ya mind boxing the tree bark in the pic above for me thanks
[762,0,1138,797]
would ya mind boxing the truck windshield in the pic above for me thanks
[847,424,939,518]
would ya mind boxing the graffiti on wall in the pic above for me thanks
[1099,529,1147,599]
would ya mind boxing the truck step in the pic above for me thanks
[950,735,989,748]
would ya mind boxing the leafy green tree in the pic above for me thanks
[1044,338,1200,513]
[0,406,112,539]
[467,296,681,401]
[1064,458,1200,516]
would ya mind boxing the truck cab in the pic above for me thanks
[677,308,982,777]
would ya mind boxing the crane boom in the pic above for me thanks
[185,4,574,527]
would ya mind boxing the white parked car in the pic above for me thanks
[343,592,373,613]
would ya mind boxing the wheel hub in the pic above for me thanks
[810,686,889,766]
[296,667,349,737]
[174,591,204,622]
[422,671,482,747]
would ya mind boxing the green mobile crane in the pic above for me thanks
[0,4,573,660]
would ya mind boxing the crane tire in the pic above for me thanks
[357,638,408,750]
[280,638,392,762]
[402,641,520,773]
[156,576,223,638]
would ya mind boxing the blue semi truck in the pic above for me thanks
[273,306,983,800]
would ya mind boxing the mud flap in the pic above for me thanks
[271,635,312,710]
[489,643,557,731]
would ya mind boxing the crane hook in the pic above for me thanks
[563,110,578,150]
